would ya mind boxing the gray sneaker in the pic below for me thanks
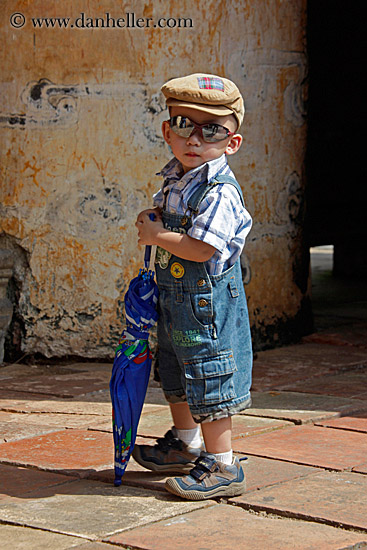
[165,452,246,500]
[132,428,202,473]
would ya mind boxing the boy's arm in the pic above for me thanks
[135,211,215,262]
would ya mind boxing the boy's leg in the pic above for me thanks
[169,402,197,429]
[170,402,202,448]
[201,416,232,455]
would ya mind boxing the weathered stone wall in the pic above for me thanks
[0,0,308,359]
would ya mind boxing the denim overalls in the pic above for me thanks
[155,175,252,422]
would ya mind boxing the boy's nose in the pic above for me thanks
[186,128,202,145]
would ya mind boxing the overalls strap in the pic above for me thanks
[187,174,245,213]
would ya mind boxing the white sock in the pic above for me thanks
[212,450,233,465]
[174,426,202,448]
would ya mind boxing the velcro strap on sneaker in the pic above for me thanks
[190,456,217,481]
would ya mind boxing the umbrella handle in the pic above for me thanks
[144,213,156,270]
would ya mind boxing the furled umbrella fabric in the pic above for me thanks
[110,241,158,486]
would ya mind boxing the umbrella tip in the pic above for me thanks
[114,477,122,487]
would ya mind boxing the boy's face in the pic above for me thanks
[162,106,242,174]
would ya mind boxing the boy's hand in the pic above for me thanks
[135,208,163,245]
[135,206,216,262]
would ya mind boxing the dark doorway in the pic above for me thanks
[306,1,366,280]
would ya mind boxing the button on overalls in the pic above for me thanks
[155,175,252,420]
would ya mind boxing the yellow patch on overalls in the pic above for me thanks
[170,262,185,279]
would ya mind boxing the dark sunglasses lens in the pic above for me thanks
[201,124,229,142]
[170,116,194,137]
[170,116,230,142]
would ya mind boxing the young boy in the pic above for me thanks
[134,73,253,500]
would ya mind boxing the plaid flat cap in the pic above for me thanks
[161,73,245,129]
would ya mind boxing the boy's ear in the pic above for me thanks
[161,120,171,145]
[226,134,243,156]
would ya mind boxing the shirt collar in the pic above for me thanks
[157,154,228,186]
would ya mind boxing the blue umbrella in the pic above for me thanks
[110,230,158,486]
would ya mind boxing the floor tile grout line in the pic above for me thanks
[313,424,367,435]
[0,517,97,541]
[233,451,365,473]
[0,407,108,417]
[226,503,367,535]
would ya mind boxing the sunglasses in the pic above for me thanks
[169,115,234,143]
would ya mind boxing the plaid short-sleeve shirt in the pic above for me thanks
[153,154,252,275]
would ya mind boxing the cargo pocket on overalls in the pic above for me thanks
[183,350,237,406]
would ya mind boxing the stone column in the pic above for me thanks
[0,250,14,363]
